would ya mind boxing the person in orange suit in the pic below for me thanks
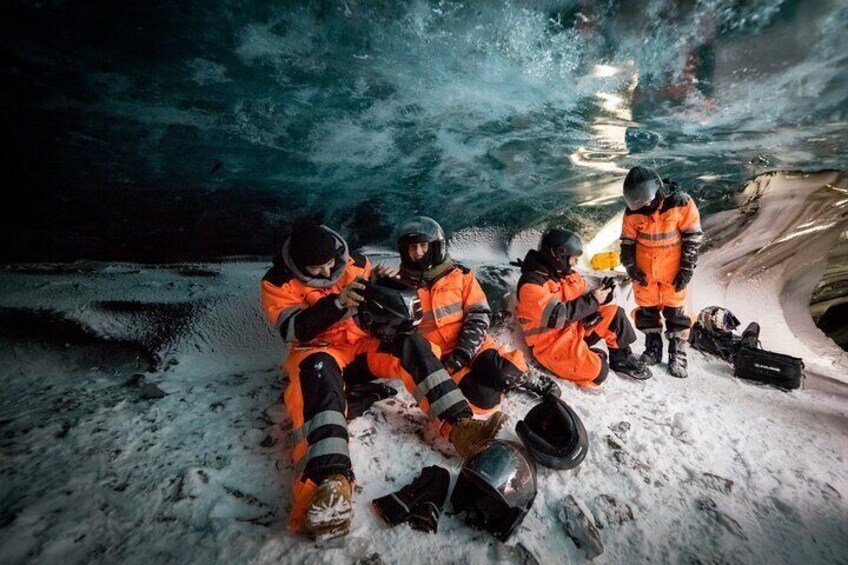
[260,222,506,540]
[396,217,554,413]
[620,166,704,378]
[516,228,652,386]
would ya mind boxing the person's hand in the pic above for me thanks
[626,265,647,286]
[673,269,693,292]
[591,285,612,305]
[338,278,367,309]
[372,264,399,279]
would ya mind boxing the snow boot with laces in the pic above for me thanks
[449,411,508,458]
[609,347,653,380]
[304,474,353,541]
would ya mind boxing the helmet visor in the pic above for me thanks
[465,441,536,509]
[624,179,661,211]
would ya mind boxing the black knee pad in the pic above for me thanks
[635,307,662,332]
[469,349,523,392]
[458,370,502,410]
[299,352,346,416]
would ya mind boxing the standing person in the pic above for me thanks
[516,228,652,386]
[260,222,506,540]
[396,217,552,414]
[620,166,704,378]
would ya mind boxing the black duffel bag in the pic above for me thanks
[733,323,804,390]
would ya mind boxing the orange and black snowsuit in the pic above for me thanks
[620,189,703,337]
[400,263,526,416]
[260,230,472,532]
[516,250,636,387]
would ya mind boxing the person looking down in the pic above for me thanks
[516,228,652,386]
[620,166,703,378]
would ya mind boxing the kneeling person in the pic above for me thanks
[260,223,505,540]
[516,228,651,386]
[397,216,532,414]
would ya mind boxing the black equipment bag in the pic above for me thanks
[733,343,804,390]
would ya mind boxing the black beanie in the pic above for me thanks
[289,224,338,268]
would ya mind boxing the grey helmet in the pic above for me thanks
[450,439,537,541]
[397,216,447,270]
[539,228,583,275]
[697,306,741,336]
[623,166,664,211]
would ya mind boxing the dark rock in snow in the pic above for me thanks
[609,421,630,438]
[701,472,734,495]
[593,494,634,528]
[560,495,604,559]
[696,497,748,540]
[139,382,166,400]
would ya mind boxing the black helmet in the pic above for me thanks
[539,228,583,274]
[696,306,741,336]
[623,166,664,211]
[356,277,423,340]
[397,216,447,270]
[450,439,537,542]
[516,394,589,470]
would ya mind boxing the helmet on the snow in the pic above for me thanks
[356,277,423,340]
[516,393,589,470]
[397,216,447,270]
[539,228,583,275]
[451,439,537,541]
[623,166,664,211]
[697,306,741,336]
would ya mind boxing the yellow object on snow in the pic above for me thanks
[590,251,621,271]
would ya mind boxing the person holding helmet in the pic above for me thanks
[620,166,703,378]
[260,221,506,540]
[396,216,539,415]
[516,228,651,386]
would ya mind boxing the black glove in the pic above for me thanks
[673,268,693,292]
[345,382,398,419]
[442,349,471,375]
[516,373,561,398]
[373,466,451,533]
[626,265,647,286]
[600,276,616,305]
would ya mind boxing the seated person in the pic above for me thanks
[396,216,543,414]
[515,228,652,386]
[260,221,506,540]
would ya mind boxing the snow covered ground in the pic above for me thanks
[1,172,847,564]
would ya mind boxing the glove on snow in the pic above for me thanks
[345,382,397,419]
[372,465,450,533]
[516,373,561,398]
